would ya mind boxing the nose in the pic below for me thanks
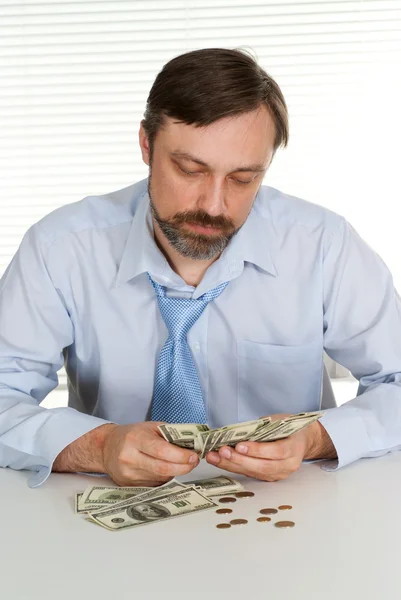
[196,178,227,216]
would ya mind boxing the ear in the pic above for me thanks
[138,121,151,166]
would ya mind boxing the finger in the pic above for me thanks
[206,449,282,481]
[129,451,199,480]
[135,433,199,465]
[206,448,300,481]
[234,439,294,461]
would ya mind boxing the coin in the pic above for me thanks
[275,521,295,528]
[216,508,233,514]
[216,523,231,529]
[278,505,292,510]
[219,497,237,503]
[230,519,248,525]
[257,517,271,523]
[235,491,255,498]
[259,508,278,515]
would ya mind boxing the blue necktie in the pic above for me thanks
[148,273,228,423]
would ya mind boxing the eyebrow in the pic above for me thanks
[170,151,266,173]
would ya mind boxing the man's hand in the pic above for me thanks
[53,422,199,486]
[205,414,337,482]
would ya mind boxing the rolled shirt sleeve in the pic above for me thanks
[0,223,111,487]
[320,216,401,469]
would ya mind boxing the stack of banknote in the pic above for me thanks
[75,475,244,531]
[158,411,322,458]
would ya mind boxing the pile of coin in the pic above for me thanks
[215,494,295,529]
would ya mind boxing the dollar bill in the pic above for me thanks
[76,475,244,514]
[158,412,322,457]
[84,479,189,515]
[184,475,244,496]
[157,423,210,450]
[253,413,322,442]
[75,492,107,514]
[78,484,153,511]
[198,419,272,458]
[88,487,218,531]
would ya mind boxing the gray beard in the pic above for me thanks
[148,180,240,260]
[151,211,236,260]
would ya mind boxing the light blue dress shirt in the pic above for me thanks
[1,177,401,488]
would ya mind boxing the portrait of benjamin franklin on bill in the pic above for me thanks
[127,502,171,522]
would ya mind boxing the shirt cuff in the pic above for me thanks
[27,409,114,488]
[317,406,371,471]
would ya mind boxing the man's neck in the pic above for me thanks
[153,220,218,287]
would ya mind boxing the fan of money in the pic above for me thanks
[158,412,322,459]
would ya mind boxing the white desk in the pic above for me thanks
[1,454,400,600]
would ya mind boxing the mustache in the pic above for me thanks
[171,210,235,231]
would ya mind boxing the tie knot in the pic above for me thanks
[147,274,228,339]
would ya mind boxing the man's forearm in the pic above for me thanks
[305,421,337,460]
[52,423,117,473]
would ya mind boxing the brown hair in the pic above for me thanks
[142,47,289,161]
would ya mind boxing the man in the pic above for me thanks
[1,48,400,490]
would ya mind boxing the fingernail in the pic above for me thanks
[208,453,220,464]
[237,444,248,454]
[189,454,198,464]
[220,448,231,459]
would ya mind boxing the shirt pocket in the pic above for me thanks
[236,339,323,421]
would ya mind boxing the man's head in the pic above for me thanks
[139,48,289,261]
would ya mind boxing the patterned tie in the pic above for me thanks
[148,273,228,423]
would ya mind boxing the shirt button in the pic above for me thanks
[193,342,201,352]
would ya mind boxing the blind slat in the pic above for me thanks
[1,0,400,300]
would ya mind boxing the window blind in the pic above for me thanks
[1,0,401,387]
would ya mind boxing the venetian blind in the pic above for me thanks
[1,0,401,386]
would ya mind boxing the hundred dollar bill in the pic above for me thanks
[77,479,187,515]
[75,492,108,514]
[184,475,244,496]
[88,486,218,531]
[78,484,153,511]
[87,479,189,515]
[253,413,322,442]
[75,492,107,514]
[76,475,243,514]
[198,419,272,458]
[157,423,210,450]
[158,412,322,457]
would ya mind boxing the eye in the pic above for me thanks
[233,179,252,185]
[178,165,198,176]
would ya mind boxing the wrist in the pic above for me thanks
[97,423,119,471]
[52,423,119,474]
[305,421,337,460]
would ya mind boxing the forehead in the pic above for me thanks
[158,106,275,169]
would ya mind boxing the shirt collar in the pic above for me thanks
[114,182,277,289]
[224,199,277,277]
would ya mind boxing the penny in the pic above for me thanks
[230,519,248,525]
[216,508,233,514]
[235,491,255,498]
[219,497,237,503]
[216,523,231,529]
[260,508,278,515]
[275,521,295,528]
[278,505,293,510]
[257,517,271,523]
